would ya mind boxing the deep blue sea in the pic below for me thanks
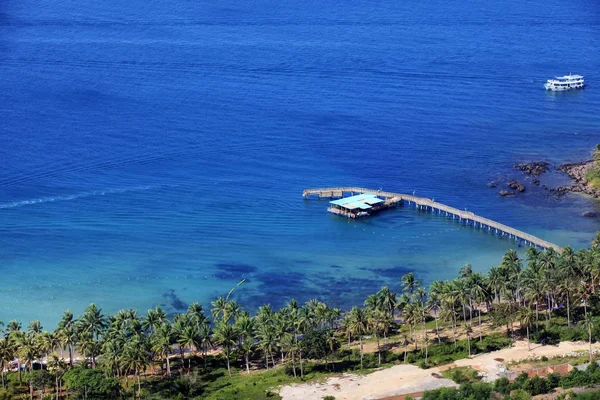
[1,0,600,327]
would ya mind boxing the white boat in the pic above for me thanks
[544,73,584,91]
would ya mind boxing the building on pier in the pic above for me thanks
[328,193,386,218]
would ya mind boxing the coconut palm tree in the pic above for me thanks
[347,307,368,368]
[151,323,174,377]
[58,325,77,368]
[367,308,386,365]
[26,321,42,338]
[469,272,488,341]
[198,322,213,369]
[187,303,207,331]
[101,340,122,378]
[213,321,237,377]
[211,297,228,321]
[459,264,473,280]
[0,337,14,389]
[177,324,200,374]
[402,272,421,296]
[281,332,298,377]
[235,313,255,374]
[257,323,277,370]
[46,353,66,400]
[142,306,167,335]
[79,303,107,340]
[517,306,535,351]
[581,314,595,363]
[377,286,397,321]
[121,337,149,397]
[487,266,503,304]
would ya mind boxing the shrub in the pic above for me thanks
[494,377,510,395]
[460,382,493,399]
[522,375,550,396]
[444,367,479,384]
[476,333,512,352]
[323,396,336,400]
[63,367,121,399]
[510,389,532,400]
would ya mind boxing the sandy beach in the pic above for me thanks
[279,341,600,400]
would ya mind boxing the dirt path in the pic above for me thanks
[279,341,600,400]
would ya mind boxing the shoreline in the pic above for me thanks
[557,159,600,198]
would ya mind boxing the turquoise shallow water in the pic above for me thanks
[1,0,600,327]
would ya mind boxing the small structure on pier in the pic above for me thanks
[303,187,564,252]
[328,193,386,218]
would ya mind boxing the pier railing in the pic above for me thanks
[303,187,563,252]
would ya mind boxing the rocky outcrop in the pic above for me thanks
[499,190,515,197]
[557,160,600,198]
[515,161,550,176]
[507,180,526,193]
[583,211,600,218]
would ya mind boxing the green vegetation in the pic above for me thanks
[423,361,600,399]
[2,241,600,398]
[586,144,600,189]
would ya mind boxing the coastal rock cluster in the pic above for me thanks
[489,158,600,203]
[557,160,600,198]
[515,161,549,176]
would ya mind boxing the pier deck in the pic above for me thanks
[303,187,563,252]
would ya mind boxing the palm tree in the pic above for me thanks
[592,232,600,249]
[213,321,237,377]
[57,311,77,367]
[151,323,174,377]
[46,353,66,400]
[487,266,503,304]
[79,303,107,340]
[77,332,100,368]
[178,324,200,374]
[0,337,14,389]
[517,307,535,351]
[367,308,386,365]
[281,333,298,377]
[347,307,368,368]
[142,306,167,334]
[402,272,421,296]
[187,303,207,331]
[459,264,473,280]
[6,320,22,336]
[257,323,277,370]
[581,314,595,363]
[198,323,213,369]
[235,313,255,374]
[211,297,228,321]
[469,272,488,341]
[58,325,77,368]
[173,314,193,373]
[121,337,149,397]
[101,340,122,379]
[377,286,397,321]
[26,320,43,338]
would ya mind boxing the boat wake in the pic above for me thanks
[0,186,154,209]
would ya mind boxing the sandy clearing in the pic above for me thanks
[279,341,600,400]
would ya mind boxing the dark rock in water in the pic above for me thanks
[487,181,498,188]
[583,211,600,218]
[515,161,550,176]
[507,180,526,192]
[499,190,515,197]
[533,179,540,186]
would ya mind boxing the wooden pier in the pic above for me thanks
[303,187,563,252]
